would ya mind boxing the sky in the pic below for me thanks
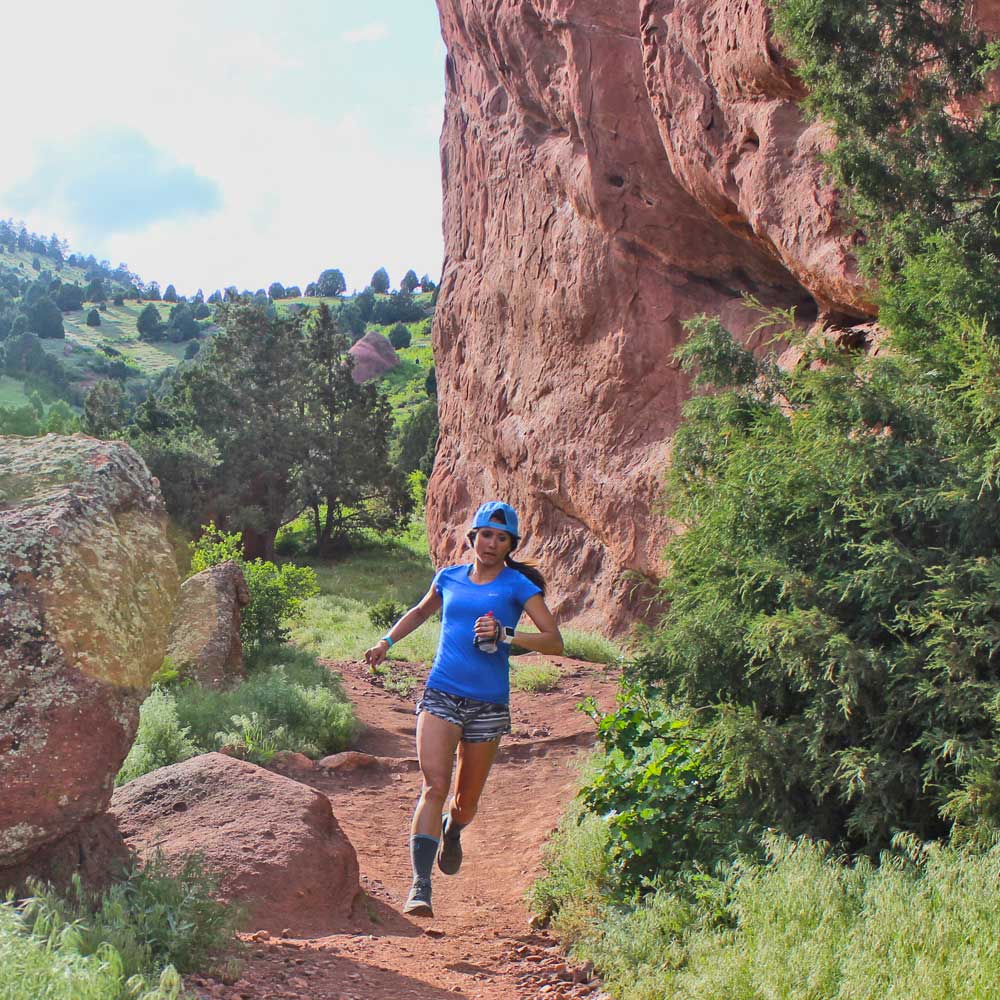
[0,1,447,296]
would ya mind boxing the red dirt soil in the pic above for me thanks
[186,654,619,1000]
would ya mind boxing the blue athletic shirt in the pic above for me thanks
[425,563,542,704]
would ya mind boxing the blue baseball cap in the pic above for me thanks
[470,500,520,543]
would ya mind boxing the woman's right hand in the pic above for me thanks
[364,639,390,668]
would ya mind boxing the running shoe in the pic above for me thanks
[437,815,463,875]
[403,878,433,916]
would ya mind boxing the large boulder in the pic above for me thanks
[0,435,178,883]
[427,0,996,633]
[348,331,400,383]
[167,559,250,688]
[110,753,360,936]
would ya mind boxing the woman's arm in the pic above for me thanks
[507,593,563,656]
[364,585,442,668]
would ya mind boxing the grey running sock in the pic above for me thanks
[442,814,467,841]
[410,834,439,882]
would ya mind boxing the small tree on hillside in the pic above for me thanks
[137,303,163,341]
[400,269,419,294]
[388,322,411,350]
[163,284,178,303]
[316,269,347,297]
[83,379,129,438]
[27,295,65,338]
[268,281,286,300]
[370,267,390,294]
[86,308,101,327]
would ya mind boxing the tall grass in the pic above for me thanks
[173,644,357,762]
[560,628,624,665]
[118,645,358,780]
[288,521,440,664]
[535,825,1000,1000]
[1,853,238,1000]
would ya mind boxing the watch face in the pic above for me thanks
[503,626,516,641]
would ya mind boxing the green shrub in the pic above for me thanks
[189,524,319,647]
[240,559,318,646]
[368,598,404,631]
[116,688,199,785]
[188,522,242,573]
[581,687,746,892]
[612,313,1000,856]
[510,660,561,693]
[388,322,411,349]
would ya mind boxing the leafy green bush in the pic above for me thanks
[116,688,199,786]
[510,659,561,693]
[240,559,318,646]
[581,687,747,892]
[597,313,1000,856]
[388,322,411,349]
[189,524,319,647]
[368,598,404,631]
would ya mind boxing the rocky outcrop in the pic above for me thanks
[111,753,360,936]
[0,434,178,884]
[348,331,400,383]
[167,559,250,688]
[427,1,993,632]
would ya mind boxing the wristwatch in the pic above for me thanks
[501,625,516,643]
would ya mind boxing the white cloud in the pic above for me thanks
[0,2,443,296]
[341,21,389,44]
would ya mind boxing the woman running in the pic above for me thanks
[364,500,563,916]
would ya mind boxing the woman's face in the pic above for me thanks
[471,526,514,565]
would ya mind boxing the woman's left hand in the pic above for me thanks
[473,615,501,642]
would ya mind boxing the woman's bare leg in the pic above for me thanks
[449,738,501,826]
[412,711,463,837]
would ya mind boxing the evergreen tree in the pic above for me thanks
[163,284,178,302]
[388,322,411,349]
[83,379,129,438]
[400,269,419,294]
[86,308,101,327]
[370,267,390,294]
[27,295,64,338]
[316,269,347,297]
[137,303,163,341]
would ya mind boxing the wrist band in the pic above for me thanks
[381,635,394,647]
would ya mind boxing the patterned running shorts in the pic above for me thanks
[415,687,512,743]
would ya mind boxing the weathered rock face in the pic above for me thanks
[0,434,178,880]
[348,331,400,383]
[167,559,250,688]
[111,753,361,936]
[427,0,991,632]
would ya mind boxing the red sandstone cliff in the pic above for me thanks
[426,1,989,633]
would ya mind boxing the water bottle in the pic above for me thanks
[475,611,499,653]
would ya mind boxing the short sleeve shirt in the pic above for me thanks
[425,564,542,704]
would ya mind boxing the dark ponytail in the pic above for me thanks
[505,555,546,595]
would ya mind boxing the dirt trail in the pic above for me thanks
[187,655,619,1000]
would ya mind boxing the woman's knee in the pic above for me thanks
[420,773,450,806]
[450,790,479,824]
